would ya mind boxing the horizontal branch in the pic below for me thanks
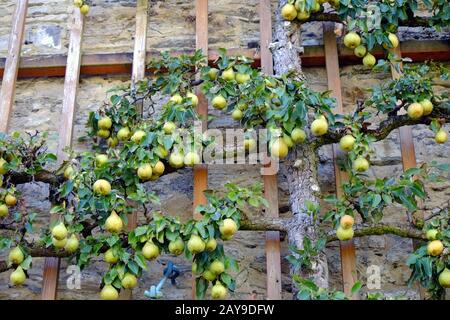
[309,12,433,28]
[6,170,63,186]
[326,222,426,242]
[316,104,450,147]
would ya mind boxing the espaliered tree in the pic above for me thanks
[0,0,449,300]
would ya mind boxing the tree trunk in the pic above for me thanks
[271,0,329,294]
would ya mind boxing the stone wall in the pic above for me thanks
[0,0,449,300]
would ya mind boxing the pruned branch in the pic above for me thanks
[315,104,450,148]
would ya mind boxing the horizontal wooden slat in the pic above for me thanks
[1,40,448,79]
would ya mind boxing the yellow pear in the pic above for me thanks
[117,127,131,141]
[137,164,153,181]
[336,226,354,241]
[187,234,206,254]
[363,53,376,68]
[5,194,17,207]
[244,138,257,151]
[353,157,369,172]
[74,0,83,8]
[407,102,423,120]
[10,266,26,286]
[8,247,24,265]
[340,215,354,229]
[64,166,75,180]
[426,229,438,241]
[339,135,356,152]
[212,95,227,110]
[281,4,297,21]
[170,94,183,104]
[387,33,399,49]
[97,129,110,139]
[291,128,306,143]
[98,116,112,130]
[95,154,108,167]
[186,92,199,107]
[270,138,289,159]
[105,211,123,234]
[208,68,219,80]
[236,73,250,84]
[0,204,9,217]
[64,234,79,253]
[219,218,238,237]
[344,32,361,49]
[297,10,310,21]
[80,4,89,15]
[100,284,119,300]
[52,236,67,249]
[93,179,111,196]
[52,222,68,241]
[107,136,119,148]
[438,268,450,288]
[420,99,433,116]
[169,152,184,168]
[131,130,146,144]
[205,238,217,252]
[354,45,367,58]
[231,109,243,120]
[0,158,8,175]
[104,248,119,264]
[121,273,138,289]
[168,238,185,256]
[152,161,165,176]
[221,68,235,81]
[184,152,201,167]
[435,129,448,144]
[142,241,160,260]
[283,134,294,148]
[211,281,228,300]
[427,240,444,256]
[310,118,328,136]
[210,260,225,275]
[203,270,216,281]
[163,121,176,134]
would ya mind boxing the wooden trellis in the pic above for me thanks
[0,0,447,300]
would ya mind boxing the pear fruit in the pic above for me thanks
[121,273,138,289]
[98,116,112,130]
[387,33,399,49]
[336,226,354,241]
[137,164,153,181]
[310,118,328,136]
[74,0,83,8]
[80,4,89,15]
[427,240,444,257]
[163,121,176,134]
[131,130,146,144]
[203,270,216,281]
[231,109,243,121]
[186,92,199,107]
[64,166,75,180]
[10,266,26,286]
[152,161,165,176]
[363,53,376,68]
[219,218,238,237]
[107,136,119,148]
[187,234,206,254]
[156,145,169,158]
[0,158,8,175]
[296,10,310,21]
[344,32,361,49]
[5,194,17,207]
[105,211,123,234]
[407,102,423,120]
[52,236,67,249]
[93,179,111,196]
[64,234,79,253]
[354,45,367,58]
[426,229,438,241]
[205,238,217,252]
[211,281,228,300]
[438,268,450,288]
[117,127,131,141]
[236,73,250,84]
[435,129,448,144]
[212,95,227,110]
[419,99,433,116]
[95,154,108,167]
[169,152,184,169]
[104,248,119,264]
[97,129,110,139]
[52,222,68,241]
[244,138,257,152]
[291,128,306,143]
[168,238,185,255]
[8,247,24,265]
[142,241,160,260]
[208,68,219,80]
[0,204,9,217]
[340,215,354,229]
[221,68,235,81]
[100,284,119,300]
[339,135,356,152]
[281,4,297,21]
[210,260,225,275]
[283,134,294,148]
[353,157,369,172]
[270,138,289,159]
[184,152,201,167]
[170,94,183,104]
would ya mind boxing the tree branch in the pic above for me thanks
[315,104,450,148]
[326,222,426,242]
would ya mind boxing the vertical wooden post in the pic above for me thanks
[120,0,149,300]
[0,0,28,133]
[323,23,358,299]
[390,45,426,299]
[192,0,208,299]
[259,0,282,300]
[41,8,84,300]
